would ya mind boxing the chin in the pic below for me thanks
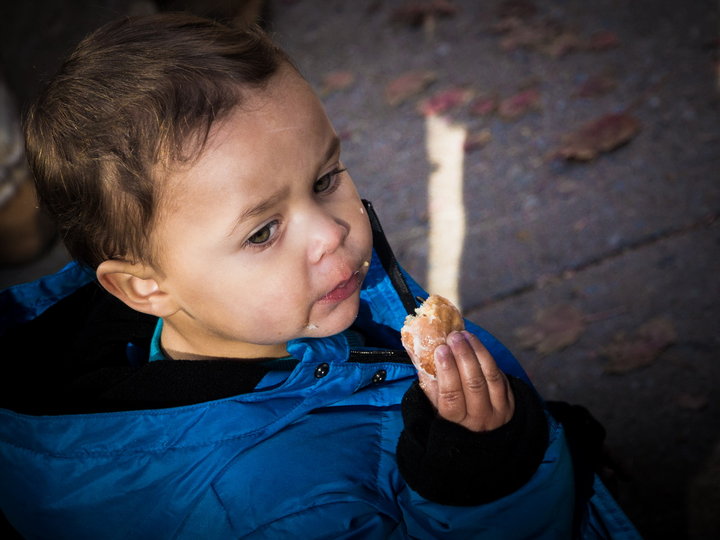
[306,296,360,337]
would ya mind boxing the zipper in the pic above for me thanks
[349,348,412,365]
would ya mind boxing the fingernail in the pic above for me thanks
[448,331,465,346]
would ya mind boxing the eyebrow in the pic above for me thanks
[228,185,290,237]
[324,136,341,165]
[228,136,341,237]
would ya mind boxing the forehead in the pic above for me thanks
[237,64,329,135]
[155,64,336,215]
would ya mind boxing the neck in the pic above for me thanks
[160,320,288,361]
[162,347,289,361]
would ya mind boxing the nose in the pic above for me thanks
[307,209,349,264]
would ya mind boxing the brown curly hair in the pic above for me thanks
[24,13,288,269]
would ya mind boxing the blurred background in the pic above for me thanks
[1,1,718,538]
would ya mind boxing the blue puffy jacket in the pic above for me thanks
[0,205,639,539]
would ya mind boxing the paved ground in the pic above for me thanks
[2,1,719,538]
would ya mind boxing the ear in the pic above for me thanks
[96,260,178,318]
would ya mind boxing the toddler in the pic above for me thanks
[0,13,638,539]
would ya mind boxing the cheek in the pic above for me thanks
[238,263,310,314]
[332,190,370,243]
[351,207,373,250]
[204,275,301,336]
[233,277,314,342]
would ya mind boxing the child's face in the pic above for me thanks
[150,65,373,359]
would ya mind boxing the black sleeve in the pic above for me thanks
[396,376,549,506]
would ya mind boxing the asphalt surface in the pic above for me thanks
[1,1,719,538]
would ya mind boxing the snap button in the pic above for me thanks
[371,369,387,384]
[314,363,330,378]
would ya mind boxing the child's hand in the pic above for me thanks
[418,331,515,432]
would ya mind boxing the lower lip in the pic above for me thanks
[318,272,360,304]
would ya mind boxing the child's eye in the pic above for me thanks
[313,168,346,194]
[246,220,279,248]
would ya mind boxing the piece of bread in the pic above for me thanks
[400,294,465,378]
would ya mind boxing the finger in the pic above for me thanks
[417,370,439,409]
[446,331,492,417]
[463,331,515,415]
[433,343,468,424]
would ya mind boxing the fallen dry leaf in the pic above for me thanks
[496,0,538,20]
[463,129,492,152]
[494,16,620,57]
[573,217,591,231]
[514,304,586,355]
[469,94,498,116]
[587,30,621,51]
[498,19,558,51]
[319,70,355,96]
[390,0,458,27]
[385,70,437,106]
[556,112,640,161]
[498,88,541,119]
[417,87,473,116]
[574,73,618,98]
[542,30,584,57]
[705,36,720,50]
[674,392,709,411]
[602,317,677,374]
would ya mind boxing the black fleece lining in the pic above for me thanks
[0,281,275,414]
[396,376,549,506]
[66,360,273,413]
[2,282,150,414]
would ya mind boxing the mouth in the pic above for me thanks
[317,270,362,305]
